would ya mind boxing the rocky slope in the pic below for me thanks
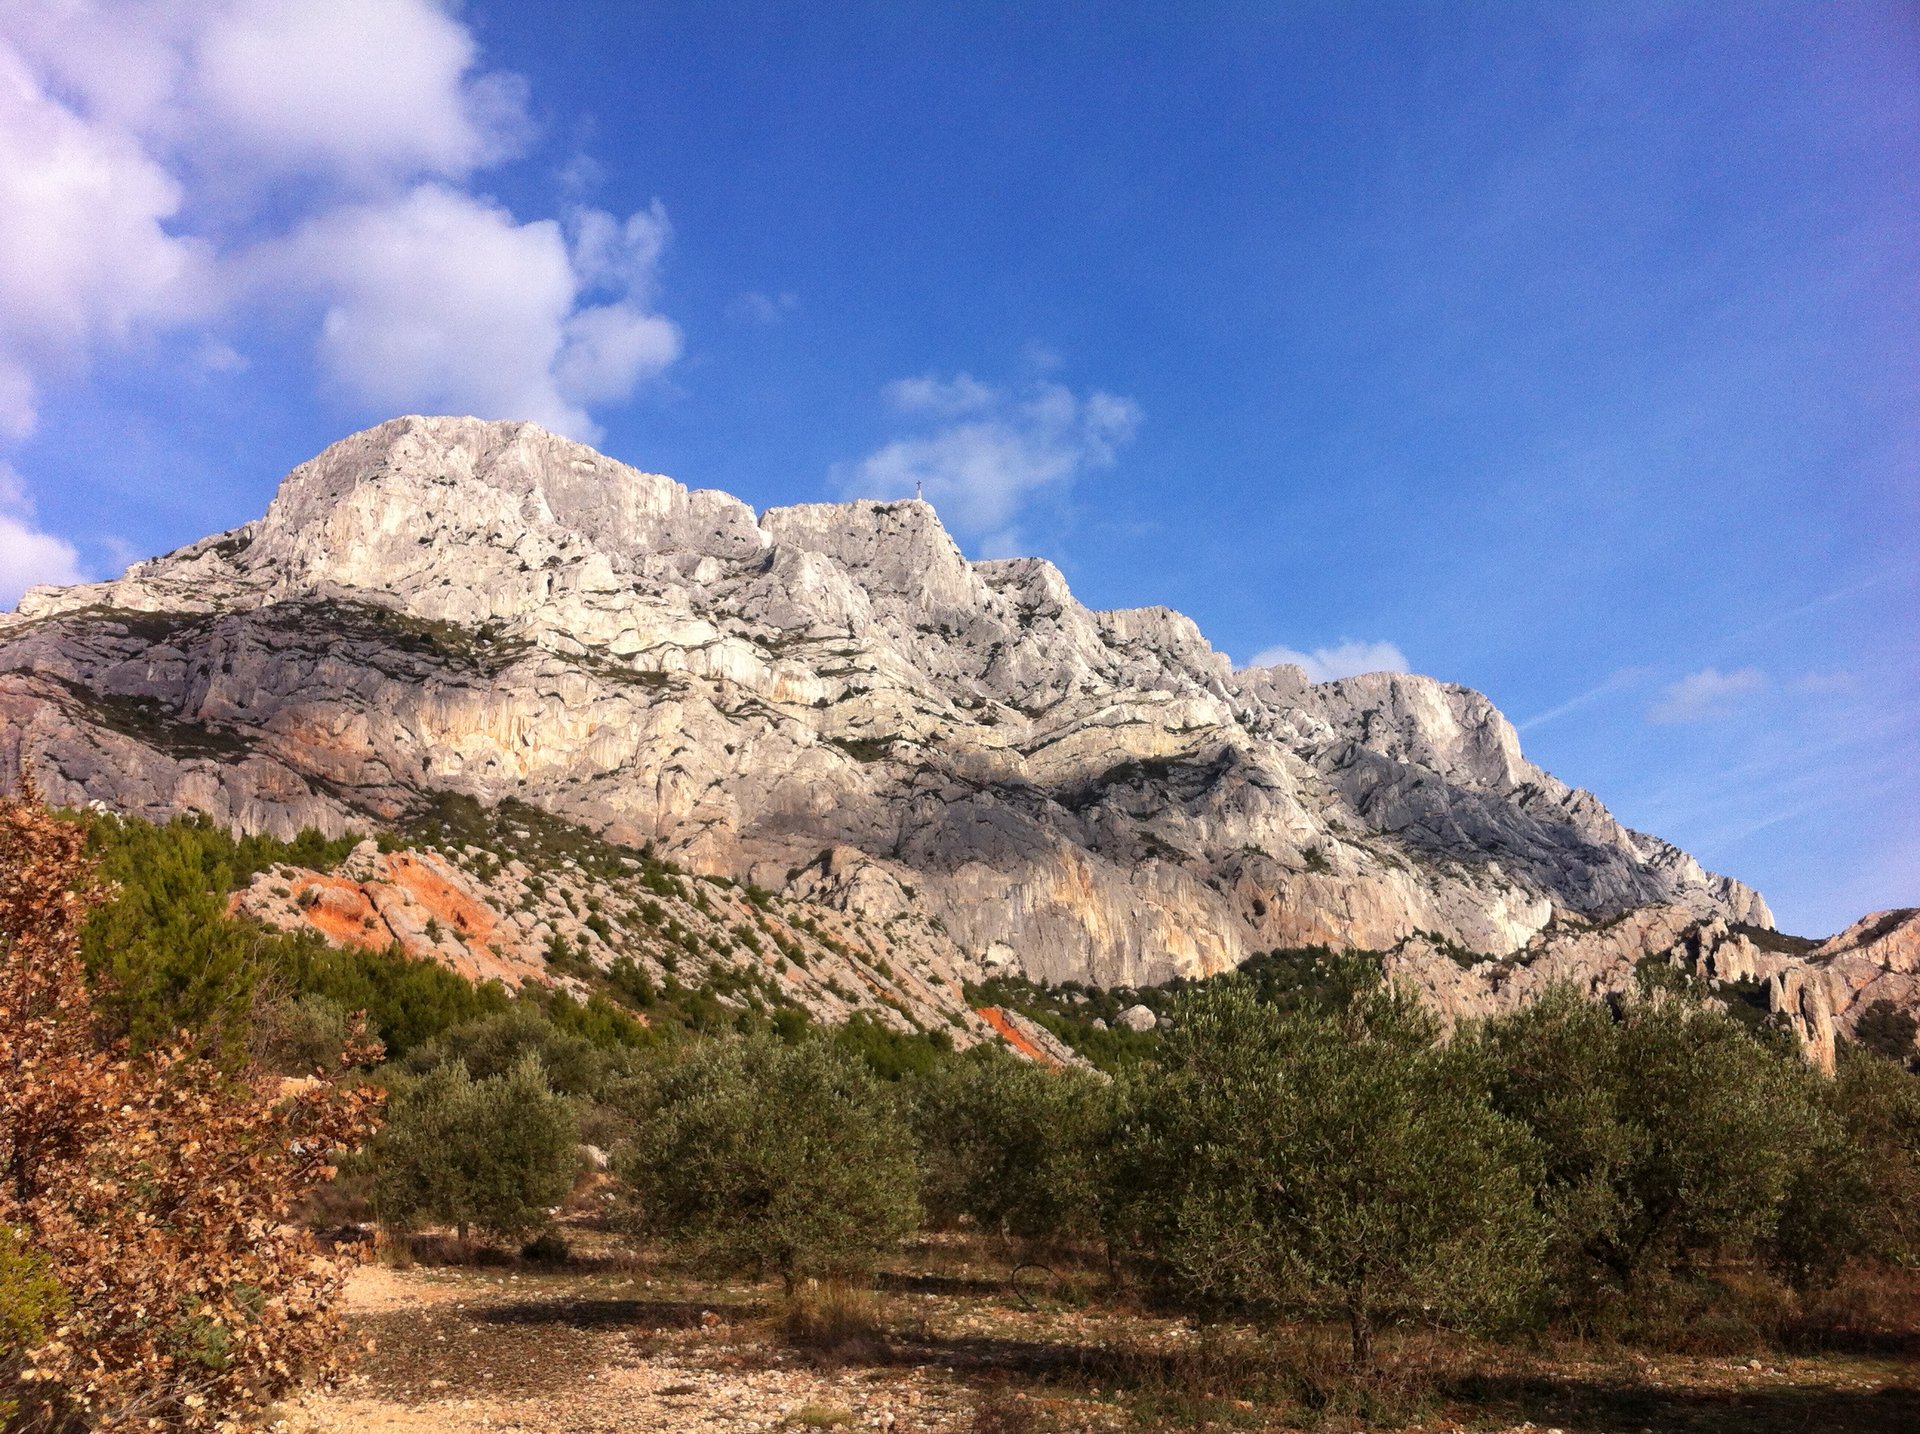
[220,794,1075,1062]
[2,415,1777,999]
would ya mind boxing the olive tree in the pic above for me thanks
[1474,987,1826,1300]
[1121,983,1544,1365]
[911,1049,1119,1247]
[400,1004,611,1096]
[616,1035,920,1292]
[1770,1043,1920,1283]
[373,1054,579,1242]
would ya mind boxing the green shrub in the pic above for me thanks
[1809,1046,1920,1268]
[832,1011,951,1081]
[606,956,658,1007]
[0,1224,64,1358]
[400,1005,611,1098]
[0,1227,66,1424]
[248,990,354,1075]
[616,1036,920,1291]
[1475,987,1826,1303]
[272,939,511,1059]
[79,814,354,1058]
[1855,998,1919,1068]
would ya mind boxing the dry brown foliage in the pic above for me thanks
[0,795,382,1431]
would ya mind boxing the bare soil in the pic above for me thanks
[271,1228,1920,1433]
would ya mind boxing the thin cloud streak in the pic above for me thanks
[1517,666,1654,732]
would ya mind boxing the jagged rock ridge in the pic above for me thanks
[1386,903,1920,1073]
[2,416,1772,989]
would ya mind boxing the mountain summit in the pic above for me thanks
[4,416,1768,987]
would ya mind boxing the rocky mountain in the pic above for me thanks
[3,414,1778,1006]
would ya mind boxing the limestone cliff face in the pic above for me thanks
[2,416,1773,987]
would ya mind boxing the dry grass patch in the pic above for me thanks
[780,1281,899,1364]
[787,1405,854,1427]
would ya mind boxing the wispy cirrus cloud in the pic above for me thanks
[726,290,798,325]
[1517,665,1657,731]
[1648,666,1767,724]
[836,369,1141,555]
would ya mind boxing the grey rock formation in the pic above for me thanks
[3,416,1774,990]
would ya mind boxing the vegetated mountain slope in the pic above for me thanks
[222,792,1075,1063]
[2,415,1769,997]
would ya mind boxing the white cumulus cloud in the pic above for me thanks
[0,1,678,441]
[266,186,679,441]
[6,0,525,195]
[0,40,212,437]
[1648,666,1767,724]
[1248,640,1411,683]
[0,460,84,608]
[181,0,528,188]
[838,372,1142,552]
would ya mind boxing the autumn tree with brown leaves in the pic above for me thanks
[0,793,381,1432]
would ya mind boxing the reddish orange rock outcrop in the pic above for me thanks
[232,841,550,989]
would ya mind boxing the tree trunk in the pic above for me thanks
[1347,1298,1374,1369]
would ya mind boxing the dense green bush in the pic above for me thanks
[248,989,357,1074]
[1854,998,1919,1068]
[910,1050,1119,1245]
[1121,983,1545,1364]
[74,810,519,1062]
[832,1011,954,1080]
[402,1005,615,1097]
[0,1224,65,1373]
[615,1036,920,1291]
[1813,1044,1920,1267]
[372,1056,580,1242]
[269,937,512,1059]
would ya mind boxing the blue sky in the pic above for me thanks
[0,1,1913,936]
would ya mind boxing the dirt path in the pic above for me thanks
[274,1265,984,1433]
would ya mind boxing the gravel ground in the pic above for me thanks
[269,1249,1920,1434]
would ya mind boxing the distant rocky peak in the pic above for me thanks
[761,498,976,604]
[1305,672,1530,795]
[245,415,765,592]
